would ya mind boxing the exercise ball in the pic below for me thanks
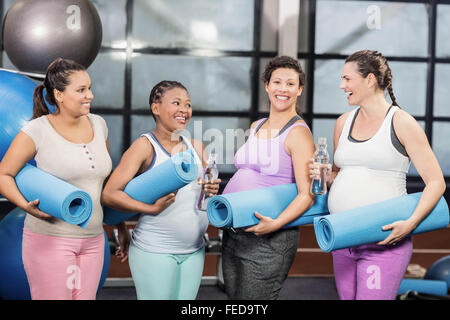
[0,208,31,300]
[425,255,450,290]
[0,207,111,300]
[2,0,102,74]
[0,70,36,162]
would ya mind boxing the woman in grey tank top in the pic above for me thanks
[310,50,445,300]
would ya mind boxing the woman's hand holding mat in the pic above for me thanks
[102,150,199,226]
[206,183,329,229]
[24,198,52,220]
[313,192,449,252]
[15,164,93,228]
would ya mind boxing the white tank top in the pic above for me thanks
[327,106,411,214]
[131,133,208,254]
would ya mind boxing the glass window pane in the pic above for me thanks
[432,122,450,176]
[88,52,125,109]
[132,115,250,174]
[132,54,252,112]
[434,63,450,117]
[1,51,16,70]
[298,0,311,53]
[131,115,156,142]
[132,0,254,51]
[315,1,428,57]
[313,59,427,116]
[102,115,123,168]
[92,0,126,48]
[2,0,14,19]
[437,4,450,58]
[188,116,251,174]
[261,0,277,52]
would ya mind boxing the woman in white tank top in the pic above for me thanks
[310,50,445,300]
[101,80,221,300]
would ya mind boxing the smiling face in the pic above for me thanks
[54,70,93,116]
[151,87,192,131]
[265,68,303,112]
[340,61,377,106]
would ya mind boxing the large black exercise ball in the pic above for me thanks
[2,0,102,74]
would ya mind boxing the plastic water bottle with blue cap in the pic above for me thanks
[310,137,329,196]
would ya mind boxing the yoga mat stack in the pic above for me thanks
[398,278,448,297]
[206,183,329,229]
[15,163,93,227]
[103,150,199,226]
[314,192,450,252]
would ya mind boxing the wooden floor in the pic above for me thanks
[104,223,450,278]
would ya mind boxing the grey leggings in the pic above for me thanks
[221,227,299,300]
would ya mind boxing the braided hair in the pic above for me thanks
[345,50,399,107]
[148,80,188,120]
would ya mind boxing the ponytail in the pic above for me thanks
[384,66,400,108]
[32,84,50,119]
[31,57,86,119]
[346,50,400,108]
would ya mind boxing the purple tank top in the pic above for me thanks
[223,118,310,194]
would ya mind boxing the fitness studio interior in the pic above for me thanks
[0,0,449,302]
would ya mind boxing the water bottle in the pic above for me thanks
[197,152,219,211]
[310,137,329,196]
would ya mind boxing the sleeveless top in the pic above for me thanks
[223,116,310,194]
[21,113,112,238]
[131,132,207,254]
[328,106,411,214]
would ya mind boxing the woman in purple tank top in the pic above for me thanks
[221,56,316,300]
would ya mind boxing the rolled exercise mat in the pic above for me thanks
[15,164,93,228]
[314,192,449,252]
[103,149,199,226]
[398,278,448,297]
[206,183,329,228]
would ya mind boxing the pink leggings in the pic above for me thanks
[22,227,105,300]
[332,237,413,300]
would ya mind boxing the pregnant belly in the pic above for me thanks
[328,166,406,214]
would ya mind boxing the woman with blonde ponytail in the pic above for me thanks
[0,58,116,300]
[309,50,445,300]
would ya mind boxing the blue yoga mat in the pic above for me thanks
[206,183,329,229]
[15,164,93,228]
[398,278,448,297]
[103,150,199,226]
[314,192,450,252]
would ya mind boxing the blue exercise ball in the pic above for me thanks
[0,208,31,300]
[2,0,102,74]
[0,70,36,162]
[424,255,450,290]
[0,207,111,300]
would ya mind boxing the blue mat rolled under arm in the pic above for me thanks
[398,278,448,297]
[313,192,450,253]
[206,183,329,229]
[15,164,93,228]
[103,150,199,226]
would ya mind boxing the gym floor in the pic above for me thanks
[96,277,339,300]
